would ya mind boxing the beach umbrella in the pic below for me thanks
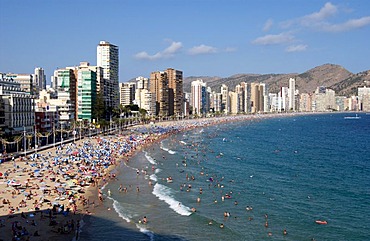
[57,187,65,193]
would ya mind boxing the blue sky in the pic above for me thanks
[1,0,370,84]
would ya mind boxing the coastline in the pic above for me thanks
[79,112,320,240]
[0,112,323,241]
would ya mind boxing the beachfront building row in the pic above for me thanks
[0,73,35,136]
[4,67,46,97]
[189,78,370,115]
[190,80,269,115]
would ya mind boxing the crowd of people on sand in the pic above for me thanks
[0,113,302,240]
[0,127,162,241]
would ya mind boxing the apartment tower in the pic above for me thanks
[165,68,183,116]
[97,41,119,112]
[288,78,296,111]
[150,71,169,116]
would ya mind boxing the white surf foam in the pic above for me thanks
[100,182,108,190]
[180,140,187,145]
[144,151,157,165]
[149,174,158,182]
[160,143,177,154]
[107,196,131,223]
[152,183,192,216]
[136,224,155,241]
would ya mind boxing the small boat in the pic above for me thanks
[344,114,360,119]
[315,220,328,225]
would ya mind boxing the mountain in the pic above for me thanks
[183,64,367,96]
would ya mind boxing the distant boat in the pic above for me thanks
[344,114,361,119]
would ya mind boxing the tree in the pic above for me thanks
[93,91,105,123]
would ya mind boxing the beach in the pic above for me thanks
[0,113,312,241]
[79,112,369,241]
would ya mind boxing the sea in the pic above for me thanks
[80,113,370,241]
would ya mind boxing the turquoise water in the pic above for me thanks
[82,113,370,241]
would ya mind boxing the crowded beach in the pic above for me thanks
[0,113,301,241]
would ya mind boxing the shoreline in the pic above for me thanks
[78,112,323,239]
[0,112,327,240]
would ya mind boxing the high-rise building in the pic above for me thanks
[229,91,239,114]
[250,82,267,113]
[299,93,312,112]
[34,67,46,92]
[288,78,296,111]
[220,84,229,114]
[77,65,97,122]
[150,71,169,116]
[97,41,119,112]
[166,68,183,116]
[358,86,370,111]
[134,76,156,115]
[235,82,249,113]
[119,82,136,106]
[54,68,77,125]
[137,89,156,116]
[191,79,208,115]
[210,91,222,113]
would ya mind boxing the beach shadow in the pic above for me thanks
[0,207,189,241]
[80,213,189,241]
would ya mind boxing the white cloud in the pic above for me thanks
[252,32,294,45]
[224,47,237,52]
[263,19,273,32]
[134,41,183,60]
[285,44,308,52]
[322,16,370,32]
[162,41,183,55]
[302,2,337,23]
[188,44,217,55]
[297,2,370,32]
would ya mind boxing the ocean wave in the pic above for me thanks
[152,183,192,216]
[136,224,155,241]
[144,151,157,165]
[150,174,158,182]
[107,196,132,223]
[160,143,177,154]
[100,182,108,190]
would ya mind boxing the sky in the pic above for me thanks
[1,0,370,84]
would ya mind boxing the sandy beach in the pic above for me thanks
[0,113,305,241]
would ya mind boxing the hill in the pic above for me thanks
[183,64,367,96]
